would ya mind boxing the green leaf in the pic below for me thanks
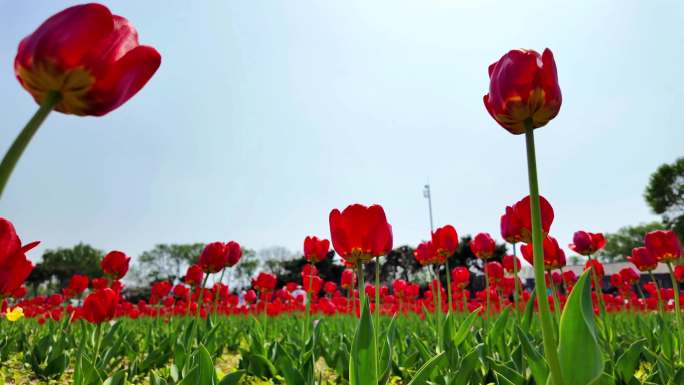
[218,370,245,385]
[197,344,218,385]
[516,327,548,385]
[349,298,378,385]
[450,308,480,348]
[102,370,127,385]
[150,371,168,385]
[558,269,604,385]
[406,352,446,385]
[615,339,645,381]
[521,289,536,333]
[274,344,305,385]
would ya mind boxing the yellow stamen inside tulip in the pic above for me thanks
[17,61,94,115]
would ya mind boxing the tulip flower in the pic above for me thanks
[1,3,161,198]
[501,196,555,244]
[82,288,118,324]
[619,267,640,286]
[451,267,470,288]
[485,262,504,284]
[414,241,441,266]
[431,225,459,257]
[483,48,561,135]
[64,274,89,298]
[304,236,331,263]
[329,204,393,264]
[675,265,684,283]
[502,255,520,274]
[0,217,38,298]
[184,265,204,287]
[5,306,24,322]
[569,231,606,256]
[253,272,277,293]
[584,259,605,279]
[644,230,682,263]
[340,269,356,290]
[521,236,566,271]
[432,224,459,310]
[470,233,496,260]
[101,250,130,280]
[628,247,658,272]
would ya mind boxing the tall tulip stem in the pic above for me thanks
[0,90,61,199]
[524,123,564,385]
[445,258,453,312]
[666,262,683,361]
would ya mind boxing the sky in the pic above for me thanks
[1,0,683,266]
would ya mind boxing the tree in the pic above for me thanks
[595,222,666,263]
[645,156,684,242]
[134,243,205,285]
[26,243,104,293]
[233,248,259,288]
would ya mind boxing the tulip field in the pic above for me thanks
[2,2,684,385]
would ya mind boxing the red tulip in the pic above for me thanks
[340,269,356,290]
[302,275,323,294]
[15,3,161,116]
[619,267,640,285]
[644,230,682,263]
[584,259,605,279]
[502,255,520,274]
[303,236,330,263]
[483,48,561,134]
[501,195,554,244]
[199,241,241,274]
[244,289,257,303]
[470,233,496,260]
[0,217,38,297]
[91,277,108,290]
[150,281,172,304]
[675,265,684,283]
[569,231,606,256]
[562,270,577,286]
[225,241,242,267]
[485,261,504,283]
[82,288,118,324]
[184,264,204,286]
[451,267,470,288]
[431,225,459,257]
[521,235,566,271]
[323,281,337,295]
[414,241,442,266]
[101,250,130,280]
[253,272,277,292]
[65,274,89,297]
[609,274,623,288]
[628,247,658,272]
[329,204,393,264]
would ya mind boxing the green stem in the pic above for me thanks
[648,271,664,313]
[524,125,564,385]
[0,90,61,199]
[92,323,103,367]
[485,266,491,319]
[306,262,314,340]
[445,258,453,312]
[375,256,381,337]
[194,274,210,345]
[512,244,521,313]
[666,263,683,361]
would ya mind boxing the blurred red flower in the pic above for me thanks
[101,251,130,280]
[569,231,606,256]
[0,217,38,298]
[303,236,330,263]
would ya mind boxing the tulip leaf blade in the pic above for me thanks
[558,269,604,385]
[349,297,377,385]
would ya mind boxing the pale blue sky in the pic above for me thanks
[1,1,682,264]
